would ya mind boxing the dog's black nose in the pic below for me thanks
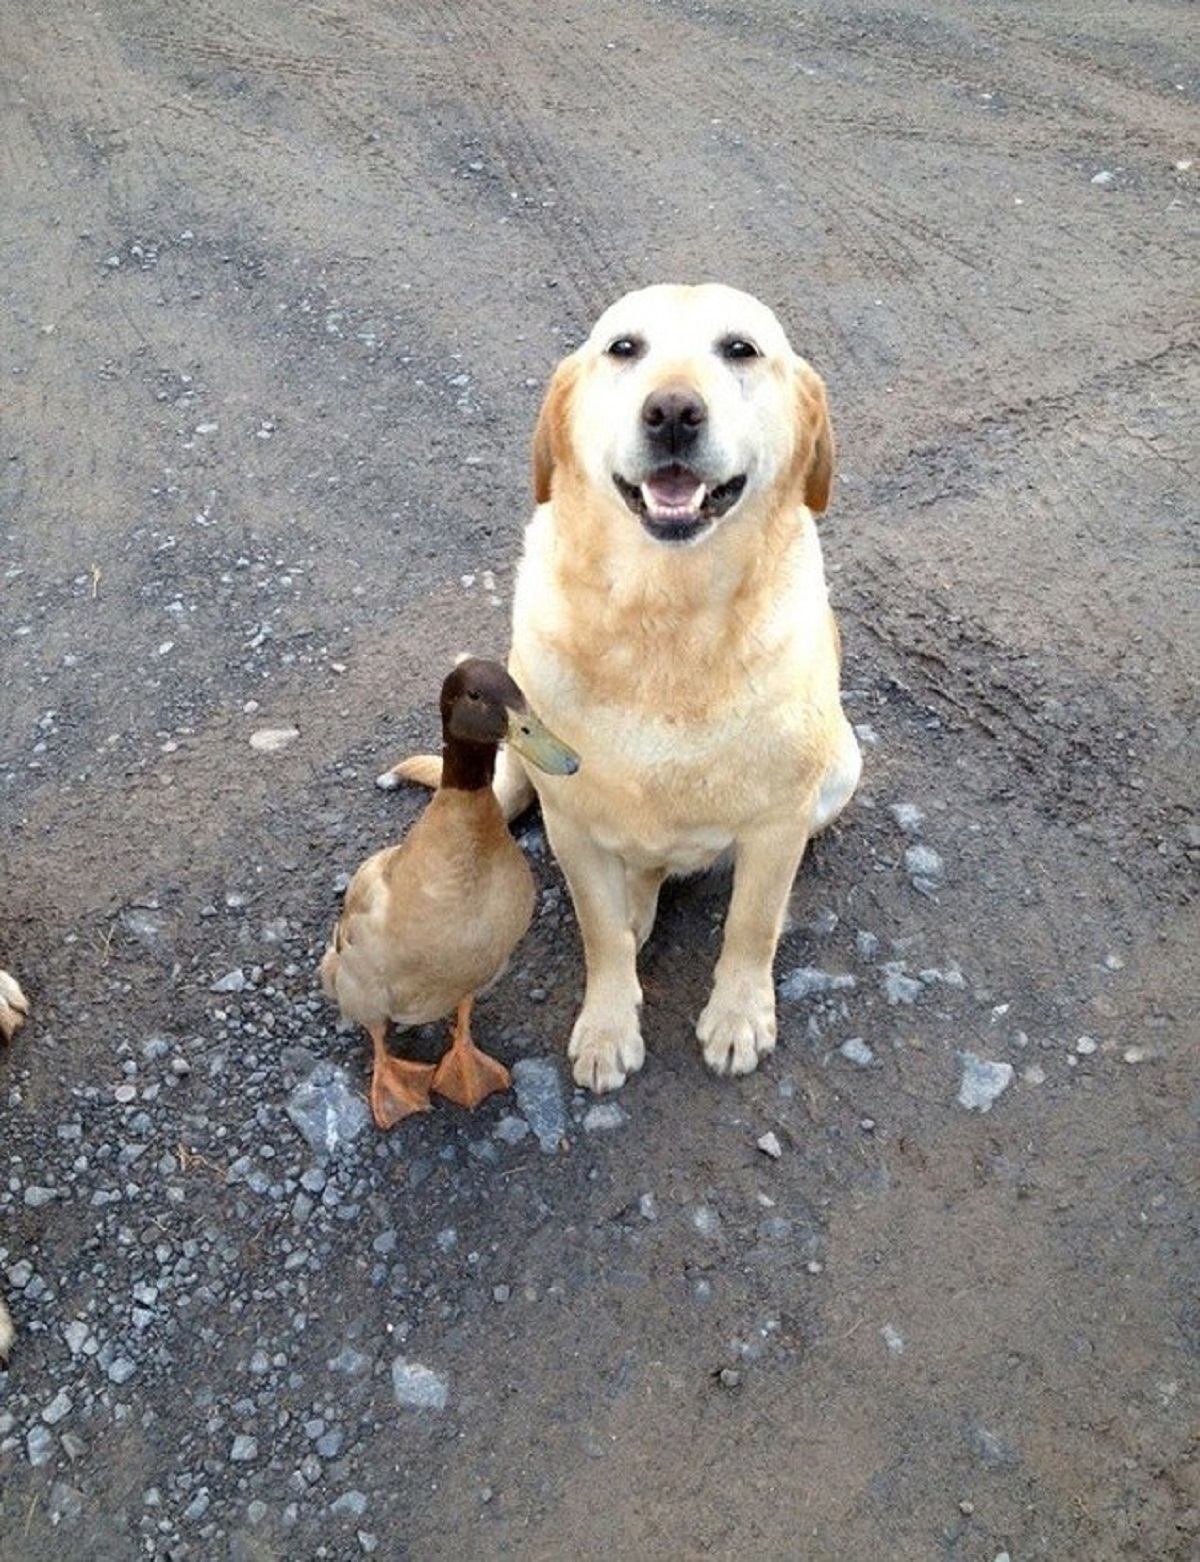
[642,386,707,453]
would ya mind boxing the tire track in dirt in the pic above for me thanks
[846,333,1197,863]
[398,0,643,325]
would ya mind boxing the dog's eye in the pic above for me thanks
[605,336,644,361]
[719,336,761,362]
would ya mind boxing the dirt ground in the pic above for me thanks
[1,2,1196,1558]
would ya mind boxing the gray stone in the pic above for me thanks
[392,1357,449,1410]
[957,1052,1015,1113]
[211,967,248,994]
[511,1058,567,1153]
[286,1065,371,1156]
[890,802,925,834]
[904,843,944,882]
[494,1113,530,1144]
[881,964,924,1005]
[778,966,856,1002]
[838,1037,875,1067]
[42,1387,73,1425]
[582,1102,627,1132]
[107,1356,136,1384]
[47,1482,85,1525]
[328,1345,370,1376]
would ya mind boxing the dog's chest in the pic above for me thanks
[538,696,811,870]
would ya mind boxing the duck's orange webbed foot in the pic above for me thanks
[367,1025,436,1129]
[431,997,511,1110]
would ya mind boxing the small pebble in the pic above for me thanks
[904,843,943,883]
[211,969,247,995]
[778,966,856,1001]
[42,1388,73,1425]
[881,964,924,1006]
[957,1052,1014,1113]
[1074,1036,1098,1056]
[582,1102,627,1132]
[691,1204,721,1237]
[839,1037,875,1067]
[890,802,924,834]
[392,1358,449,1410]
[756,1131,783,1159]
[249,725,301,753]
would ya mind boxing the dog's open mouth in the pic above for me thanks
[613,466,748,543]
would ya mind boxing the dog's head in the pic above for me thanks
[533,283,834,546]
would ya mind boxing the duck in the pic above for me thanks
[320,658,578,1127]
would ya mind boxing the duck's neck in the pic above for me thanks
[440,737,498,793]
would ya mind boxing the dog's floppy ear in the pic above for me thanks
[795,361,836,514]
[532,357,578,505]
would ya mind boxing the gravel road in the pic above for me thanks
[2,3,1196,1558]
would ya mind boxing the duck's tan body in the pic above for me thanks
[320,787,534,1032]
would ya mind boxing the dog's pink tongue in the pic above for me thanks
[642,467,707,517]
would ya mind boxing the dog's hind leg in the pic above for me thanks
[811,717,862,835]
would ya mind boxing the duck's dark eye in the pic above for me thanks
[719,336,760,361]
[606,335,643,361]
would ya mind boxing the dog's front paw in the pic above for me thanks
[568,1009,645,1093]
[697,978,777,1076]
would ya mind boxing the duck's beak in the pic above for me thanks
[505,708,580,775]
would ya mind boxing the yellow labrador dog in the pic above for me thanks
[394,283,860,1092]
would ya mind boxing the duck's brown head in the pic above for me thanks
[440,658,579,789]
